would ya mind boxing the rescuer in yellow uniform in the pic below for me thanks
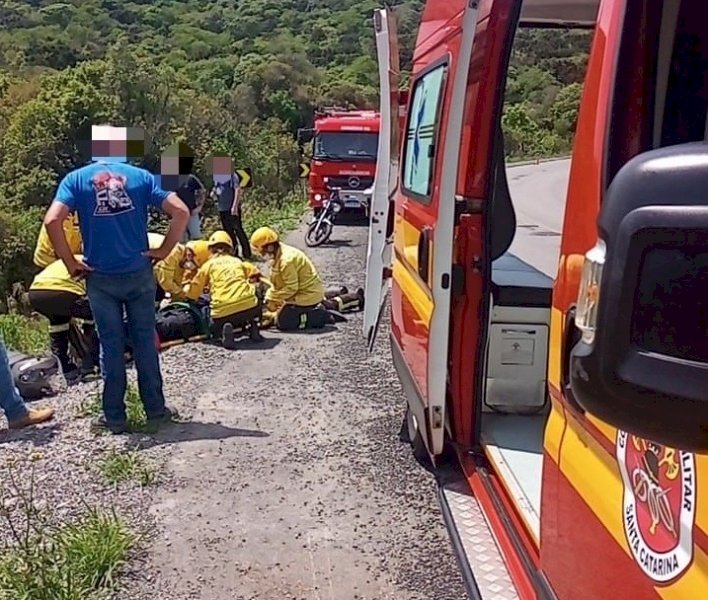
[28,255,99,380]
[183,230,264,348]
[33,212,82,268]
[249,226,358,330]
[147,232,210,304]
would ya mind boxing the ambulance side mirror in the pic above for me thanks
[570,142,708,451]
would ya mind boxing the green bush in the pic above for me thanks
[0,313,48,355]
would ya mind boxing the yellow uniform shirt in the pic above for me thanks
[266,243,324,309]
[33,218,83,269]
[30,255,86,297]
[148,233,187,299]
[184,254,259,319]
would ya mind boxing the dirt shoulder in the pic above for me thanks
[142,219,466,599]
[0,218,466,600]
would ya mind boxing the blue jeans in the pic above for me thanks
[0,336,28,422]
[86,266,165,425]
[182,210,201,242]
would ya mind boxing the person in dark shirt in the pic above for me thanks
[159,147,205,241]
[209,154,251,259]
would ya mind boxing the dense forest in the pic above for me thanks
[0,0,590,299]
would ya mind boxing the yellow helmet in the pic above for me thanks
[250,226,279,253]
[208,230,233,249]
[185,240,210,266]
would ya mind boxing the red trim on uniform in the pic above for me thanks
[461,454,538,600]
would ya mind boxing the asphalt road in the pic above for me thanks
[138,159,570,599]
[507,158,570,277]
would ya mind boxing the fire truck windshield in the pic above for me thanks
[313,132,378,161]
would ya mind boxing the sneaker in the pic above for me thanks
[221,323,236,350]
[8,407,55,430]
[90,415,128,435]
[339,286,349,295]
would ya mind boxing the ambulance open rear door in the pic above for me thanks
[363,8,401,351]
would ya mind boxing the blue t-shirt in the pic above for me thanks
[55,162,169,274]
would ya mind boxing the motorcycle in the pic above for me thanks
[305,188,345,247]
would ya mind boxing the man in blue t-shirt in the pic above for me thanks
[43,151,189,434]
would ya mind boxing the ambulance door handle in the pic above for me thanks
[418,226,432,284]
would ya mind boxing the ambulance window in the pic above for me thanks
[401,62,448,202]
[606,0,708,187]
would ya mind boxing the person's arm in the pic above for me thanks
[183,263,209,301]
[243,261,262,281]
[231,174,241,215]
[153,256,182,297]
[190,175,206,210]
[265,262,299,305]
[44,173,91,278]
[144,174,189,261]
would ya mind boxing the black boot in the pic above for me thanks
[326,309,348,324]
[49,327,78,380]
[249,321,264,342]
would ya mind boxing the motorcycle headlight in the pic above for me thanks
[332,201,343,213]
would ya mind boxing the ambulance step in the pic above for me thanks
[439,477,519,600]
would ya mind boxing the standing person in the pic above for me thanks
[1,335,54,430]
[210,155,252,259]
[43,124,189,434]
[158,144,205,242]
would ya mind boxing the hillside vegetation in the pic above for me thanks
[0,0,590,301]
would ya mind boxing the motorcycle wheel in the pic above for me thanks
[305,219,333,247]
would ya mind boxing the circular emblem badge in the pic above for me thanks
[616,430,696,583]
[348,176,361,189]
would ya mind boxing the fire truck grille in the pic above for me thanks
[327,176,374,190]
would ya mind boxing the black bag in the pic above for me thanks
[6,350,60,400]
[155,302,209,344]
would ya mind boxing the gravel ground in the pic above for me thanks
[0,216,467,600]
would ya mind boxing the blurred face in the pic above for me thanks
[161,155,180,175]
[262,243,277,260]
[211,156,232,177]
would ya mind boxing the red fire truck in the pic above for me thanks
[365,1,708,599]
[297,108,380,215]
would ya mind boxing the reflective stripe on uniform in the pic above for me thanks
[48,323,70,333]
[299,313,307,329]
